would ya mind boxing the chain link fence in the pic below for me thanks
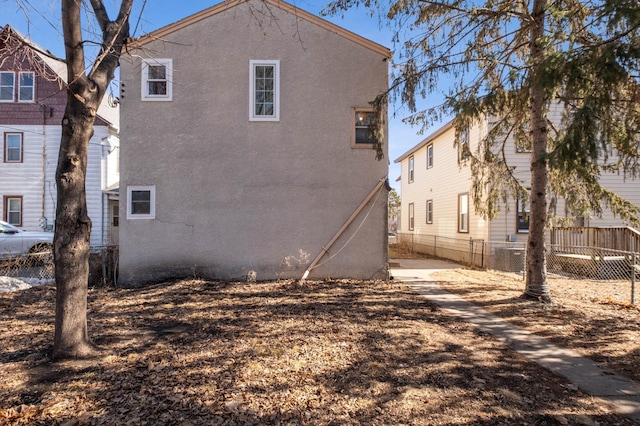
[397,232,637,305]
[0,246,119,290]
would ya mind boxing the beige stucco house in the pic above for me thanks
[395,106,640,264]
[118,0,390,284]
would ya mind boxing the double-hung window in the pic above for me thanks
[127,186,155,219]
[352,108,375,147]
[4,133,22,163]
[427,144,433,168]
[408,203,415,231]
[18,72,34,102]
[426,200,433,224]
[458,193,469,233]
[517,195,530,233]
[250,60,279,121]
[458,126,470,161]
[141,59,172,101]
[408,156,415,183]
[0,72,15,102]
[4,196,22,226]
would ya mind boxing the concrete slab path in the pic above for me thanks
[390,258,640,424]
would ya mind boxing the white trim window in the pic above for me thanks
[426,199,433,224]
[517,195,530,233]
[0,72,15,102]
[18,72,34,102]
[427,144,433,168]
[4,133,23,163]
[127,186,156,219]
[141,59,172,101]
[408,156,415,183]
[458,193,469,233]
[4,196,22,226]
[250,60,280,121]
[408,203,415,231]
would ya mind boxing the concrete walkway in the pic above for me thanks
[390,258,640,424]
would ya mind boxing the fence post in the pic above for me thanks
[632,254,636,305]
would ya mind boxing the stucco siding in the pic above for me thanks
[119,1,389,283]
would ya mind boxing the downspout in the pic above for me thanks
[300,177,388,283]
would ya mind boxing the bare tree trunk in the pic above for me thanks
[524,0,552,303]
[53,0,132,360]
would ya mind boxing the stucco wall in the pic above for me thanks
[118,1,389,284]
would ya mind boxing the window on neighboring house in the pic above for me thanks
[515,122,532,153]
[127,186,155,219]
[408,156,414,183]
[4,133,23,163]
[18,72,34,102]
[141,59,172,101]
[0,72,15,102]
[408,203,415,231]
[426,200,433,224]
[352,108,375,147]
[427,144,433,168]
[517,195,530,233]
[3,196,22,226]
[250,60,280,121]
[458,126,470,161]
[458,193,469,233]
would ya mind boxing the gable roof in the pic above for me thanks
[131,0,391,59]
[394,120,454,163]
[1,24,119,129]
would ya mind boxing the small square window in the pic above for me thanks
[18,72,34,102]
[127,186,155,219]
[141,59,172,101]
[0,72,15,102]
[250,60,279,121]
[4,133,23,163]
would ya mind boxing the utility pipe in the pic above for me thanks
[300,177,387,283]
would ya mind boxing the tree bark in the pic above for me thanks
[524,0,552,303]
[53,0,132,360]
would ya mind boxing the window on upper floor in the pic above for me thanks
[352,108,375,148]
[426,199,433,224]
[4,133,23,163]
[250,60,280,121]
[3,196,22,226]
[18,72,34,102]
[127,186,156,219]
[427,144,433,168]
[458,126,470,162]
[0,72,15,102]
[141,59,172,101]
[458,193,469,233]
[408,156,414,183]
[408,203,415,231]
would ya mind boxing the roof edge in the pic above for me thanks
[394,120,454,163]
[130,0,391,59]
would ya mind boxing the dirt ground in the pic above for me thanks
[0,268,639,424]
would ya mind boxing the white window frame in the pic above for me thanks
[4,133,23,163]
[517,195,530,233]
[408,203,415,231]
[127,186,156,219]
[408,156,415,183]
[0,71,15,102]
[18,72,34,102]
[458,193,469,233]
[141,59,173,101]
[427,144,434,168]
[426,199,433,224]
[249,60,280,121]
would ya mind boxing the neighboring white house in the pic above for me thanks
[0,25,120,246]
[395,106,640,263]
[117,0,390,284]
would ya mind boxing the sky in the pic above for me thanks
[2,0,450,192]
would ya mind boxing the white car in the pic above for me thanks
[0,220,54,259]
